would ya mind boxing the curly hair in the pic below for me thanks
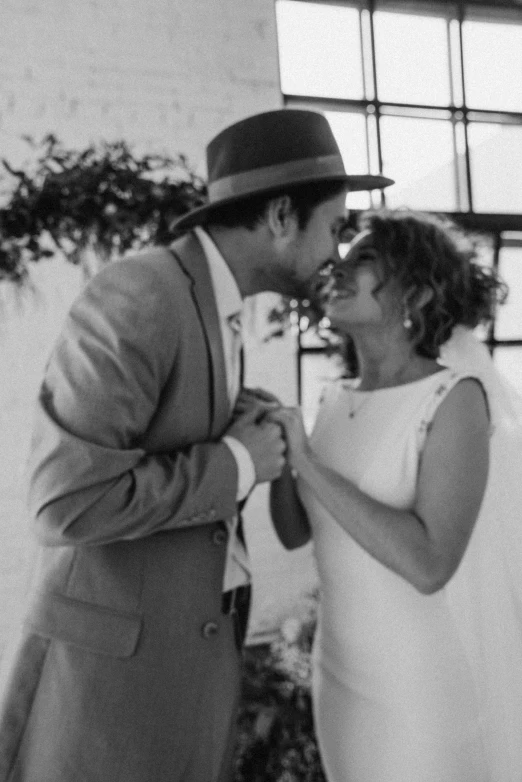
[356,209,508,358]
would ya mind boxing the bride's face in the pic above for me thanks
[324,230,401,331]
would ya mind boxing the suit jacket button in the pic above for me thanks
[201,621,219,639]
[212,528,228,546]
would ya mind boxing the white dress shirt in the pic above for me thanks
[194,227,255,591]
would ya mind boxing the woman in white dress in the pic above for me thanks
[267,210,522,782]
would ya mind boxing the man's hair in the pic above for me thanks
[358,209,508,358]
[203,179,347,231]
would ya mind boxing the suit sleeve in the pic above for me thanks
[27,257,239,547]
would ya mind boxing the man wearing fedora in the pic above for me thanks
[0,109,391,782]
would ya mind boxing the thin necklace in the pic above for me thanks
[348,390,371,418]
[342,382,371,419]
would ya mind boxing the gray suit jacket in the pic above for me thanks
[0,234,243,781]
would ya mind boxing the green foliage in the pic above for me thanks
[0,135,206,281]
[235,605,327,782]
[267,291,357,378]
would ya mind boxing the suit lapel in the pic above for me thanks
[170,233,230,439]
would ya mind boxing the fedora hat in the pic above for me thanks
[171,109,393,231]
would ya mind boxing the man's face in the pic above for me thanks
[280,191,347,298]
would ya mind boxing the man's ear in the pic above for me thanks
[266,195,297,238]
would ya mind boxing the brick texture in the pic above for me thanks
[0,0,282,168]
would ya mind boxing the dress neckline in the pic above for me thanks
[340,366,450,394]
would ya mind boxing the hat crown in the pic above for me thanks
[206,109,343,184]
[170,109,394,232]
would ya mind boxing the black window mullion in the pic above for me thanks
[446,17,465,211]
[457,0,474,212]
[359,7,369,100]
[297,332,303,405]
[277,0,522,399]
[367,0,385,205]
[487,231,503,355]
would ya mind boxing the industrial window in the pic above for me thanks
[275,0,522,417]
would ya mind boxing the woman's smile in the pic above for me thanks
[328,287,356,301]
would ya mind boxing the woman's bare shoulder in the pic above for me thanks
[435,376,490,432]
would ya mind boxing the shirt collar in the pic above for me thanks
[193,226,242,321]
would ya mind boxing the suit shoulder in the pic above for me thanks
[67,247,191,345]
[124,245,183,271]
[86,246,189,299]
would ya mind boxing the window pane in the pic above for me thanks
[494,348,522,394]
[463,21,522,112]
[300,330,329,350]
[374,12,450,106]
[380,116,457,211]
[276,1,363,99]
[325,111,372,209]
[468,123,522,214]
[474,233,495,269]
[301,353,344,432]
[495,247,522,340]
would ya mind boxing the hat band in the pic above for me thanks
[208,154,346,202]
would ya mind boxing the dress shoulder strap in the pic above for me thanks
[417,369,487,450]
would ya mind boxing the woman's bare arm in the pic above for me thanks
[270,464,312,550]
[270,379,490,593]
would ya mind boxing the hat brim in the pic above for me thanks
[170,173,394,233]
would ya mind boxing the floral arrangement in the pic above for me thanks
[235,595,327,782]
[0,135,206,281]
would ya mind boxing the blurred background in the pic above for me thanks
[1,0,521,657]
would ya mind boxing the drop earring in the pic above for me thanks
[403,310,412,329]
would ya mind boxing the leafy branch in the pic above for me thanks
[0,135,207,281]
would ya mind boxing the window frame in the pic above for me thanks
[275,0,522,402]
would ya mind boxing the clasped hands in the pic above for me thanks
[225,387,309,483]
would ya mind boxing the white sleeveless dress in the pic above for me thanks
[298,369,491,782]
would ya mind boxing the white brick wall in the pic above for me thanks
[0,0,282,168]
[0,0,318,652]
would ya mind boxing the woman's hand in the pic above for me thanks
[267,406,310,470]
[233,387,282,421]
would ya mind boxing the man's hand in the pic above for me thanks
[226,408,286,484]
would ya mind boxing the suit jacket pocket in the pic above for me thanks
[25,592,142,658]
